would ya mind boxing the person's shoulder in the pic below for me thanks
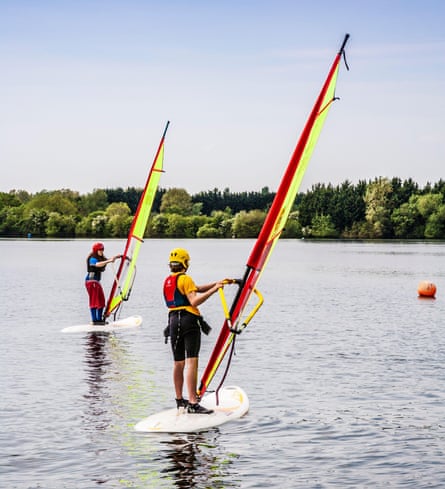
[179,274,196,289]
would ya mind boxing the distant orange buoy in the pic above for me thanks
[417,280,436,298]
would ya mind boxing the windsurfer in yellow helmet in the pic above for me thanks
[163,247,225,414]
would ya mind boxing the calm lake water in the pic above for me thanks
[2,238,445,488]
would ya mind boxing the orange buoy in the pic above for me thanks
[417,280,436,298]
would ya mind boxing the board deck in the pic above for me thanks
[61,315,142,333]
[134,385,249,433]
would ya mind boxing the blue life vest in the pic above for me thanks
[86,257,105,281]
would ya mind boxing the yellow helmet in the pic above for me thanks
[169,248,190,269]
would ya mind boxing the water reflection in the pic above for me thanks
[82,333,112,430]
[159,433,239,489]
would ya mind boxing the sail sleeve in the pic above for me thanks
[104,121,170,318]
[198,35,350,396]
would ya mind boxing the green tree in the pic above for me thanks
[90,212,109,237]
[390,177,419,209]
[165,214,195,238]
[281,211,302,238]
[46,212,77,237]
[160,188,194,216]
[105,202,131,218]
[196,223,223,238]
[193,187,275,215]
[332,180,366,231]
[188,215,209,237]
[416,193,442,219]
[9,189,32,204]
[146,213,169,238]
[391,196,424,238]
[0,206,26,236]
[105,202,132,237]
[25,208,49,237]
[310,214,338,238]
[364,177,393,238]
[209,209,233,238]
[0,192,22,211]
[425,204,445,238]
[232,210,266,238]
[430,179,445,199]
[78,189,108,216]
[24,190,80,223]
[341,220,369,239]
[75,216,92,237]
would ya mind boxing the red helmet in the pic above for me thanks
[92,242,104,252]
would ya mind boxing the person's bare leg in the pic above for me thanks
[173,360,185,400]
[185,357,198,404]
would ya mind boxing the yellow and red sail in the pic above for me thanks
[105,121,170,319]
[198,35,350,396]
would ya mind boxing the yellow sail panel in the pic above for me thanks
[286,68,340,210]
[261,64,341,261]
[247,49,344,271]
[132,145,164,240]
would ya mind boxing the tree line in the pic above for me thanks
[1,177,445,239]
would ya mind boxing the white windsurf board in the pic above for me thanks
[61,314,142,333]
[134,385,249,433]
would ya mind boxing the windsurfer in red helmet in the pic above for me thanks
[163,247,225,414]
[85,242,121,325]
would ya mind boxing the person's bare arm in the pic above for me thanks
[186,281,224,307]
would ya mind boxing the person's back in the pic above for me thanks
[163,247,225,414]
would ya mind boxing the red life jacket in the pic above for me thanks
[163,273,190,308]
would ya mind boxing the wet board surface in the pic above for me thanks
[61,315,142,333]
[134,385,249,433]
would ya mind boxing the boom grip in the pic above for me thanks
[218,287,264,334]
[238,288,264,332]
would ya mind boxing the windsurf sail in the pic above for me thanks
[104,121,170,320]
[198,35,350,397]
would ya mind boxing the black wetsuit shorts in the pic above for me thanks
[168,310,201,361]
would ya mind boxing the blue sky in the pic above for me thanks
[1,1,444,195]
